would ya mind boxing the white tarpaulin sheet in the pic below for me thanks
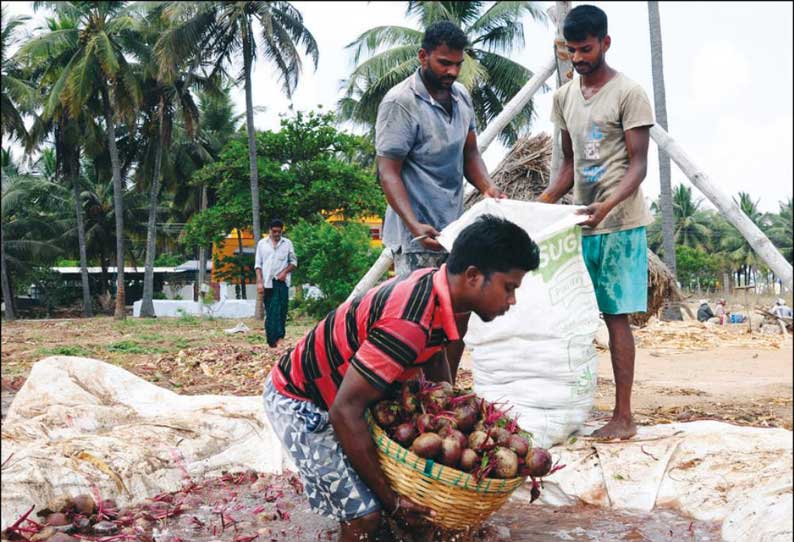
[0,356,292,530]
[438,199,600,448]
[2,358,791,542]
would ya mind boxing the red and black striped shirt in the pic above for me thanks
[271,265,460,409]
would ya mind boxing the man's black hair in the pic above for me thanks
[421,21,468,52]
[447,215,540,277]
[563,4,608,42]
[270,219,284,229]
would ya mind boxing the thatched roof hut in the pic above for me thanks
[467,133,680,326]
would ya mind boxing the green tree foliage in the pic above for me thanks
[182,110,385,248]
[675,245,720,291]
[338,1,547,144]
[289,221,380,317]
[768,197,792,264]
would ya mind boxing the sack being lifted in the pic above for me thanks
[438,199,600,449]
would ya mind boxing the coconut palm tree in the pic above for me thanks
[651,184,712,253]
[20,1,144,319]
[768,197,792,265]
[720,192,765,287]
[136,4,222,318]
[338,1,547,145]
[156,1,318,318]
[1,8,34,145]
[21,12,106,317]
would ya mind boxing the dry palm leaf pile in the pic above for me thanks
[633,319,786,351]
[467,132,677,327]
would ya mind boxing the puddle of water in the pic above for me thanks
[2,471,722,542]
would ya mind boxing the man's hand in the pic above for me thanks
[275,271,288,282]
[411,223,443,251]
[390,495,435,528]
[483,184,507,199]
[256,280,265,294]
[576,201,612,229]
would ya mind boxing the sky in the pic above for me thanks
[3,1,792,213]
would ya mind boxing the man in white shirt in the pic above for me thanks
[255,219,298,347]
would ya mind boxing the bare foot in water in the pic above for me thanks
[590,417,637,440]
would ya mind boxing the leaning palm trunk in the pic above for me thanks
[648,1,680,320]
[70,148,93,317]
[140,99,166,318]
[101,85,126,320]
[650,125,793,292]
[1,228,15,321]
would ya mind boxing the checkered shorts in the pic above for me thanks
[262,376,381,521]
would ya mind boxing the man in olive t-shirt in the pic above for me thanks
[538,5,654,440]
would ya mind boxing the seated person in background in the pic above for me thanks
[771,298,793,319]
[697,299,714,323]
[714,298,727,325]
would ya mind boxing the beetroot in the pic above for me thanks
[439,427,467,450]
[416,413,436,433]
[452,404,478,432]
[72,494,96,515]
[525,447,553,477]
[401,390,420,415]
[46,512,70,526]
[392,422,417,447]
[459,449,480,472]
[468,431,495,452]
[473,420,487,433]
[491,426,512,447]
[434,414,457,432]
[491,447,519,478]
[507,434,529,457]
[411,432,443,459]
[439,436,463,467]
[373,400,401,428]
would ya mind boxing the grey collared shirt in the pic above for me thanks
[254,236,297,288]
[375,69,477,254]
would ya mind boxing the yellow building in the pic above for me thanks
[326,214,384,249]
[211,215,384,284]
[211,228,256,284]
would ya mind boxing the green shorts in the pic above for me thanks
[581,226,648,315]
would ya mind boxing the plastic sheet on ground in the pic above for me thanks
[0,356,293,530]
[515,420,793,542]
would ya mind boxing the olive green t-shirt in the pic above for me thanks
[551,72,654,235]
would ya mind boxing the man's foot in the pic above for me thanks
[590,417,637,440]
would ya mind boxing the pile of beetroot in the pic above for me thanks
[372,377,562,496]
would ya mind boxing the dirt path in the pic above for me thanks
[595,340,793,428]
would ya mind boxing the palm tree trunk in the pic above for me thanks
[650,125,793,292]
[648,1,680,320]
[236,228,247,300]
[198,185,208,309]
[101,85,126,320]
[1,228,16,321]
[550,2,572,184]
[140,98,167,318]
[70,147,93,317]
[242,23,264,319]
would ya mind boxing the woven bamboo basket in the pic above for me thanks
[367,413,525,530]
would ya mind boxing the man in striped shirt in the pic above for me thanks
[263,215,540,541]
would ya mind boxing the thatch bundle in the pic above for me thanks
[468,133,678,326]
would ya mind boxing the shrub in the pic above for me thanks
[289,220,381,317]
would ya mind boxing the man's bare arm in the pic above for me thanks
[377,156,443,251]
[537,129,575,204]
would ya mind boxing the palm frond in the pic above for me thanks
[345,26,422,65]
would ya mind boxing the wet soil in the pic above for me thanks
[2,471,721,542]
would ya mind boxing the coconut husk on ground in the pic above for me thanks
[468,133,678,326]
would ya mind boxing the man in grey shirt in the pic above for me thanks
[375,21,505,381]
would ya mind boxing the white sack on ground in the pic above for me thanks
[514,420,793,542]
[438,199,600,448]
[0,356,292,530]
